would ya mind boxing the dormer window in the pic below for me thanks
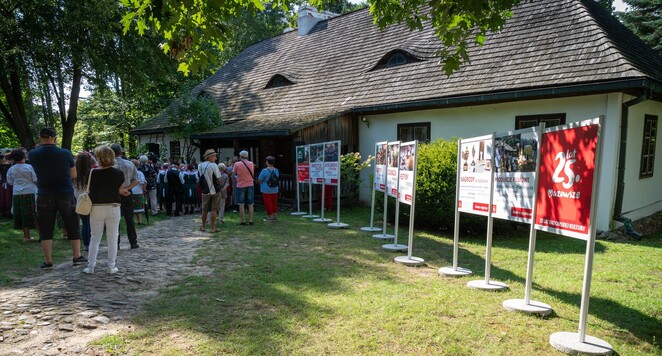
[265,74,294,89]
[371,50,422,71]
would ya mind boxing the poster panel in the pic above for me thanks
[374,141,387,192]
[492,127,540,222]
[386,141,400,198]
[398,141,417,205]
[309,143,325,184]
[296,145,310,183]
[323,140,340,185]
[457,134,494,216]
[534,119,600,240]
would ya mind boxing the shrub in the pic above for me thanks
[414,138,459,230]
[341,152,373,202]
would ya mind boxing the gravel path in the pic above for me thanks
[0,215,211,355]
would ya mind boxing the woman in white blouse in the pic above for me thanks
[6,148,38,242]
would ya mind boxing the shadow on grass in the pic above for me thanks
[133,214,406,353]
[538,286,662,344]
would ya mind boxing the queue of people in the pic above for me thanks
[0,128,283,270]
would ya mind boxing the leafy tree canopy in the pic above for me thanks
[121,0,525,76]
[618,0,662,55]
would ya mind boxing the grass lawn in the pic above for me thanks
[2,206,660,355]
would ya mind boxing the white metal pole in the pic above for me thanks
[368,186,376,227]
[524,123,545,304]
[406,141,419,259]
[453,140,462,270]
[578,117,604,342]
[484,133,496,282]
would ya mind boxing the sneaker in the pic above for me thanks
[108,267,119,274]
[263,218,272,222]
[40,262,53,269]
[73,256,87,265]
[130,244,140,249]
[83,266,94,274]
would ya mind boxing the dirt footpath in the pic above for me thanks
[0,216,211,355]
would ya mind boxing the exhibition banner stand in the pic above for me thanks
[394,141,423,265]
[373,141,399,240]
[499,124,553,315]
[382,141,408,252]
[310,143,332,223]
[440,135,491,277]
[302,144,320,219]
[540,118,612,355]
[461,134,509,290]
[291,145,309,216]
[324,141,348,229]
[361,141,387,232]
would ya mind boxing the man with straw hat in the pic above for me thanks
[198,149,222,232]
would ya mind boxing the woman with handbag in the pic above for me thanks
[83,145,130,274]
[73,152,94,250]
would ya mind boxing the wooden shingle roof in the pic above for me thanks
[135,0,662,137]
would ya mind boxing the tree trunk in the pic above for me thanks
[0,60,36,149]
[61,63,82,150]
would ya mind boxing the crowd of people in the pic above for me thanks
[0,128,283,272]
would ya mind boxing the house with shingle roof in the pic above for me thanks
[134,0,662,232]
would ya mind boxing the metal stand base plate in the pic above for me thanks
[313,217,332,223]
[328,222,348,229]
[372,233,395,240]
[360,226,382,232]
[439,267,473,277]
[382,243,408,252]
[302,214,319,218]
[503,299,553,316]
[467,279,509,291]
[394,256,425,266]
[290,212,307,216]
[550,332,613,355]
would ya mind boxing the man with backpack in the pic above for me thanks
[257,156,279,222]
[198,149,222,232]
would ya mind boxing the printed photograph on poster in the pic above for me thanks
[398,141,417,205]
[296,145,310,183]
[386,141,400,198]
[374,141,387,192]
[309,143,325,184]
[457,135,493,216]
[494,133,538,173]
[534,121,599,239]
[493,128,539,222]
[399,143,415,171]
[324,141,340,185]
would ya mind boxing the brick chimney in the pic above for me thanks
[297,6,338,36]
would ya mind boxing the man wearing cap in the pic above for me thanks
[111,143,140,249]
[29,127,86,268]
[233,150,255,225]
[198,149,222,232]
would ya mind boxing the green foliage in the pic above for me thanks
[414,138,459,229]
[370,0,522,75]
[618,0,662,55]
[340,152,373,200]
[120,0,517,76]
[0,121,19,148]
[167,93,222,138]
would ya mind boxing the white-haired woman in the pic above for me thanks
[216,163,230,224]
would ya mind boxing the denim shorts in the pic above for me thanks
[236,186,254,205]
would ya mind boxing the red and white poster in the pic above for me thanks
[296,145,310,183]
[386,141,400,198]
[309,143,325,184]
[492,127,541,223]
[458,134,494,216]
[323,141,340,185]
[398,141,417,205]
[534,119,600,240]
[374,141,387,192]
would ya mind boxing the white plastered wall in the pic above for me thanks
[621,98,662,221]
[358,93,633,232]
